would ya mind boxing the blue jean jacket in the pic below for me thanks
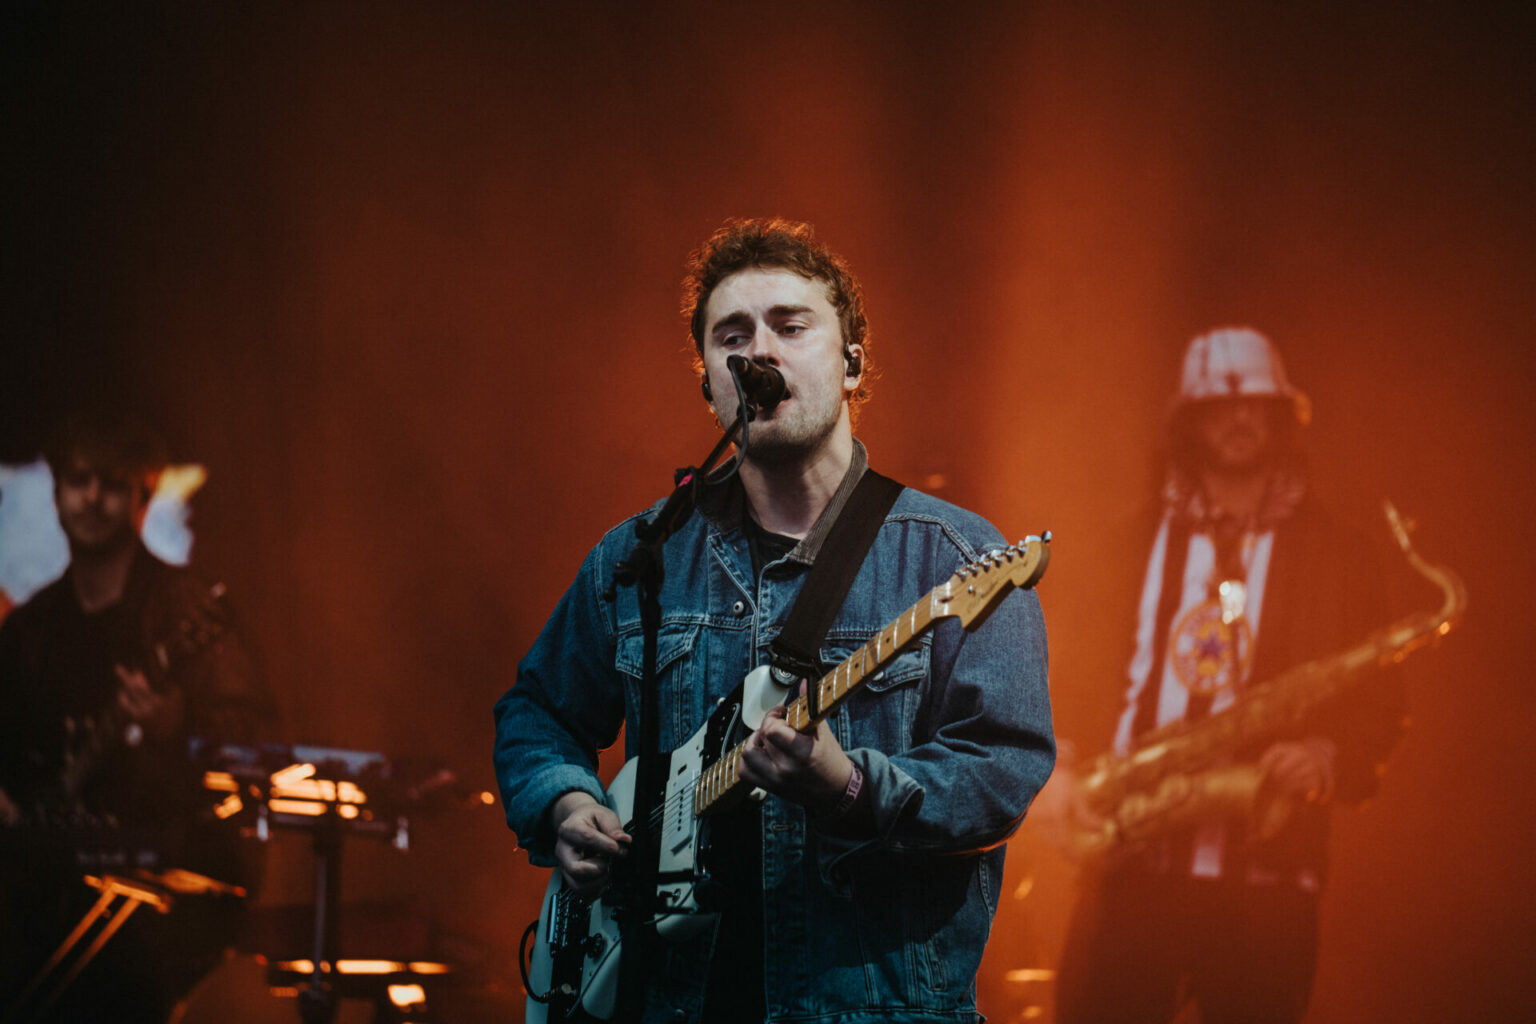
[495,446,1053,1023]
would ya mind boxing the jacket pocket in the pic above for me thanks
[615,623,702,750]
[856,644,928,693]
[820,639,929,751]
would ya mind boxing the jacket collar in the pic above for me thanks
[697,438,870,567]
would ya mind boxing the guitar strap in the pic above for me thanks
[769,469,904,718]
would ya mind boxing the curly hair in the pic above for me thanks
[682,217,871,408]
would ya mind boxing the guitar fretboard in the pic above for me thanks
[692,586,944,816]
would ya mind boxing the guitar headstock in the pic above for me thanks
[936,533,1051,630]
[154,581,231,674]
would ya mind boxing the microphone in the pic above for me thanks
[726,355,787,413]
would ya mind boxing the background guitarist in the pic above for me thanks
[494,218,1055,1023]
[0,409,280,1023]
[1037,328,1409,1024]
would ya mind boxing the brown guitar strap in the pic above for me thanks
[769,469,904,718]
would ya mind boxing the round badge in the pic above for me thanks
[1169,599,1254,697]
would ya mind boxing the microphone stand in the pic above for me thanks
[606,369,764,1021]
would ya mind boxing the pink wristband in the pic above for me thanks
[828,764,863,819]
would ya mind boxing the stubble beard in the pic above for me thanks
[1211,438,1270,476]
[63,510,138,562]
[739,392,844,469]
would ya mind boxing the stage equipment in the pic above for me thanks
[194,742,490,1024]
[2,866,242,1023]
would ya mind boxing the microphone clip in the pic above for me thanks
[726,355,787,417]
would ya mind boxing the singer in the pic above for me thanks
[493,217,1054,1023]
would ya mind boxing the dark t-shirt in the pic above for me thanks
[700,515,797,1022]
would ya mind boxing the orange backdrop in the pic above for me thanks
[5,3,1533,1021]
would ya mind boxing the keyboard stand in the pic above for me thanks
[2,868,241,1023]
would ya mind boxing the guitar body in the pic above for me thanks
[526,666,788,1022]
[525,759,628,1024]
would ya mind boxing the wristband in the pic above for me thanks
[827,764,863,819]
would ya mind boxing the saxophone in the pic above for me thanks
[1070,501,1467,858]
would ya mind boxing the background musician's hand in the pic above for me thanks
[551,790,630,895]
[738,684,853,813]
[0,787,18,826]
[1259,737,1337,804]
[1030,740,1110,857]
[114,665,186,742]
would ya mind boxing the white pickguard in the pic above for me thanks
[740,663,784,731]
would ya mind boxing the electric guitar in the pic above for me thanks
[1,582,236,897]
[522,535,1051,1022]
[49,581,231,817]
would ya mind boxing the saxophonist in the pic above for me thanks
[1045,327,1408,1024]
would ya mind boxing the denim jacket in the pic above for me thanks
[494,443,1054,1023]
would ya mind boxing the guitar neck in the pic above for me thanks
[693,585,946,817]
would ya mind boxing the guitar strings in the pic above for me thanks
[639,653,881,829]
[638,611,931,829]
